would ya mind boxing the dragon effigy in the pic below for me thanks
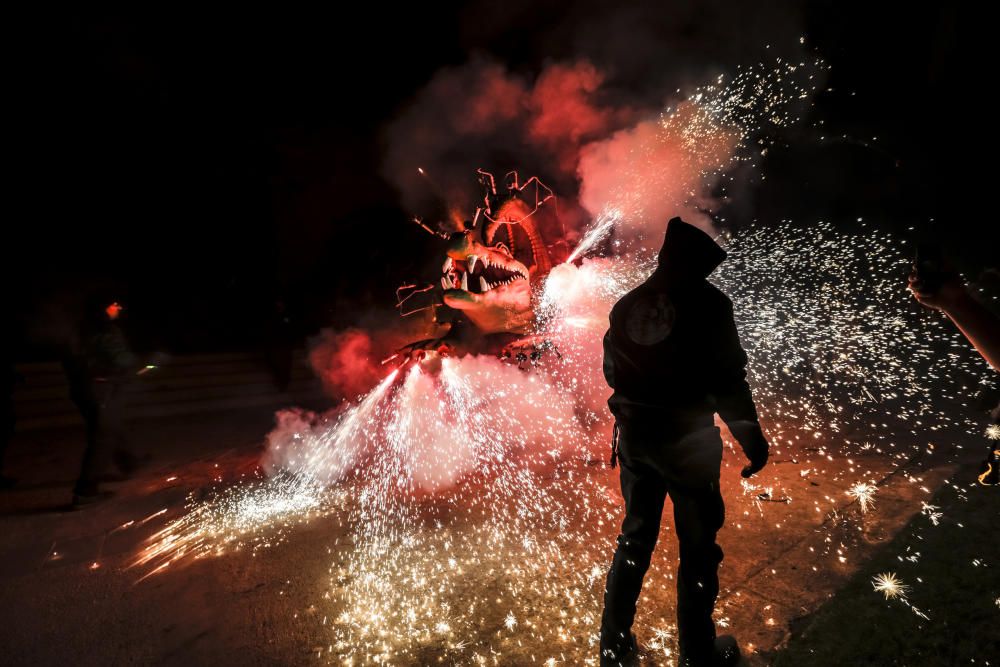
[396,169,568,358]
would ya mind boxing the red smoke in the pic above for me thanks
[577,102,740,238]
[384,55,747,248]
[309,328,392,401]
[382,59,632,226]
[448,62,525,134]
[527,62,627,174]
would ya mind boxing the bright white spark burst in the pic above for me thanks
[872,572,910,600]
[646,625,676,657]
[986,424,1000,440]
[847,482,878,514]
[131,57,992,663]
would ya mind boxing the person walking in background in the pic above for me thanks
[65,293,141,506]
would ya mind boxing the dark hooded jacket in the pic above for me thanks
[603,218,764,452]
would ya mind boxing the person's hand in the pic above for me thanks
[731,421,769,478]
[740,448,768,478]
[740,433,769,478]
[908,270,968,313]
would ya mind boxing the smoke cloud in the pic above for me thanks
[383,1,809,247]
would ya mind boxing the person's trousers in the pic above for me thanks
[74,382,128,494]
[600,425,725,666]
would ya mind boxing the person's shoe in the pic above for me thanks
[600,632,639,667]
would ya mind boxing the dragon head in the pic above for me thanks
[439,172,558,334]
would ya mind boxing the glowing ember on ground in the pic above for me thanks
[847,482,878,514]
[872,572,909,600]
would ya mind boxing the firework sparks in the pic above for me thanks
[872,572,909,600]
[131,474,335,577]
[134,370,401,573]
[133,215,988,659]
[566,207,622,262]
[920,502,943,526]
[646,625,676,658]
[128,56,992,662]
[847,482,878,514]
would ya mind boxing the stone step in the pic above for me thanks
[12,351,329,431]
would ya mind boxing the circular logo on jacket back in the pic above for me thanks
[625,292,675,345]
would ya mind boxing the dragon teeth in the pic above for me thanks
[479,276,489,292]
[441,277,450,290]
[461,272,468,291]
[467,255,479,273]
[442,257,453,273]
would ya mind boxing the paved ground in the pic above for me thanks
[0,408,994,666]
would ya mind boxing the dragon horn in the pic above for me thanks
[411,217,450,240]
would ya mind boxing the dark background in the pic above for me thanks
[6,2,994,357]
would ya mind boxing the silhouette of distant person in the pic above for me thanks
[64,294,141,506]
[600,218,768,667]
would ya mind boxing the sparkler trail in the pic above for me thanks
[131,473,334,579]
[132,370,400,574]
[565,207,621,263]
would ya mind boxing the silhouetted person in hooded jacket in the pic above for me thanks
[65,295,140,506]
[600,218,769,667]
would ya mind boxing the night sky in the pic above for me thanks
[7,3,994,355]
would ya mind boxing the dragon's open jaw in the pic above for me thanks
[441,253,528,294]
[441,247,532,334]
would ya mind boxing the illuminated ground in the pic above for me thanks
[1,410,993,666]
